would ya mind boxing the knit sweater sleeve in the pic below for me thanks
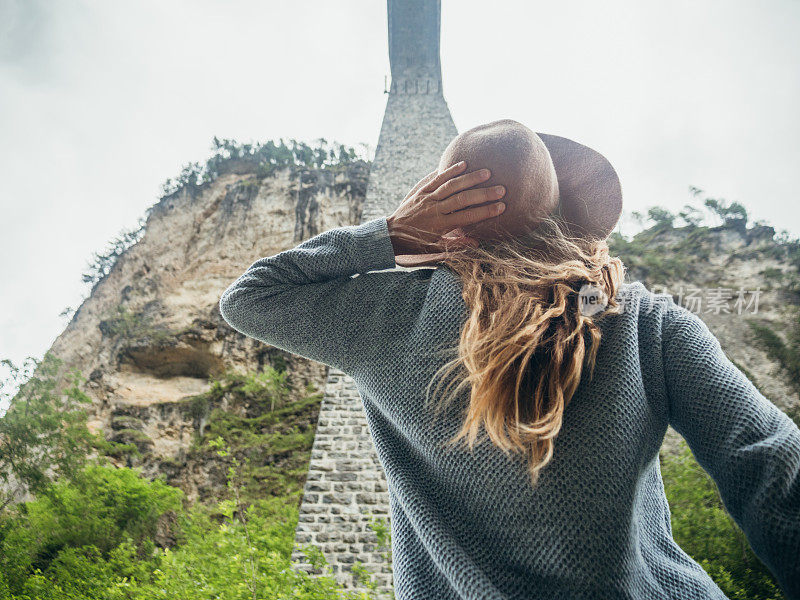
[218,216,428,377]
[661,301,800,599]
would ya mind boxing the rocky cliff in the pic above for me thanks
[44,147,370,504]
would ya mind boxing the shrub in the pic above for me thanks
[0,463,183,595]
[0,353,95,512]
[81,219,147,294]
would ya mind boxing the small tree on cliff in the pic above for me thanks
[0,352,95,514]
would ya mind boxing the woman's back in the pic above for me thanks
[219,216,800,599]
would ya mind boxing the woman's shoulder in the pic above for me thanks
[602,280,685,325]
[615,280,651,311]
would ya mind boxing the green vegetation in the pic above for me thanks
[81,220,147,294]
[109,429,154,454]
[0,447,385,599]
[98,304,187,342]
[703,196,748,230]
[161,137,367,198]
[183,367,323,502]
[0,463,183,593]
[0,355,388,598]
[747,321,800,382]
[761,267,785,280]
[0,353,105,512]
[110,415,145,430]
[611,188,800,289]
[661,441,786,599]
[609,227,697,281]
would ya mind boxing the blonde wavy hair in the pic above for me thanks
[419,213,626,490]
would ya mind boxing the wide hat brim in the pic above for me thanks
[536,132,623,242]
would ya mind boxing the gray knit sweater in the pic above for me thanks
[219,216,800,600]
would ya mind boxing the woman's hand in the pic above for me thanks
[387,161,507,267]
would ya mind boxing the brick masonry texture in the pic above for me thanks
[290,370,394,590]
[290,2,458,594]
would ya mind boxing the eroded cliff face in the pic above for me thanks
[46,161,370,503]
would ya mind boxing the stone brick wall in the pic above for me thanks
[291,1,458,596]
[362,92,458,222]
[290,369,393,590]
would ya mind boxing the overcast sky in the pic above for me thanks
[1,0,799,399]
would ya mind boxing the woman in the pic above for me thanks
[219,119,800,599]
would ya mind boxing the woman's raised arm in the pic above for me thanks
[661,302,800,599]
[219,216,425,377]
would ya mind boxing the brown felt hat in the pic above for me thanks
[437,119,622,242]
